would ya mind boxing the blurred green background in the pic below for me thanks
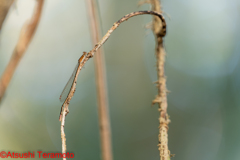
[0,0,240,159]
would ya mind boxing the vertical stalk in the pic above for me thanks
[85,1,113,160]
[150,0,170,160]
[61,105,68,160]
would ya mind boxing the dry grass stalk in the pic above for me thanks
[149,0,170,160]
[0,0,14,30]
[59,10,166,158]
[0,0,44,102]
[59,10,166,121]
[85,0,112,160]
[61,105,68,160]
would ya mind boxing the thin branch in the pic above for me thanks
[0,0,44,102]
[149,0,170,160]
[85,0,113,160]
[86,11,166,59]
[59,10,166,160]
[0,0,14,30]
[59,10,166,121]
[61,105,68,160]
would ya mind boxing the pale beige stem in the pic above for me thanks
[85,0,112,160]
[61,104,68,160]
[0,0,44,102]
[59,13,166,159]
[150,0,170,160]
[59,11,166,121]
[0,0,14,30]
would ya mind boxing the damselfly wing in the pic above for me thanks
[59,52,87,121]
[59,63,79,102]
[59,52,87,102]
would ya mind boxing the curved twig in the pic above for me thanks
[86,11,166,59]
[0,0,44,102]
[59,10,166,121]
[60,10,166,120]
[0,0,14,30]
[59,10,166,159]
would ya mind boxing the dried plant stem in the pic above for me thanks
[85,0,112,160]
[0,0,14,30]
[59,11,166,157]
[150,0,170,160]
[61,104,68,160]
[0,0,44,102]
[59,11,166,120]
[86,11,165,58]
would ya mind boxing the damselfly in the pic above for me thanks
[59,52,87,121]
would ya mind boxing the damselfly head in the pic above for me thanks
[78,52,87,63]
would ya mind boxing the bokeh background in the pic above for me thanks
[0,0,240,159]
